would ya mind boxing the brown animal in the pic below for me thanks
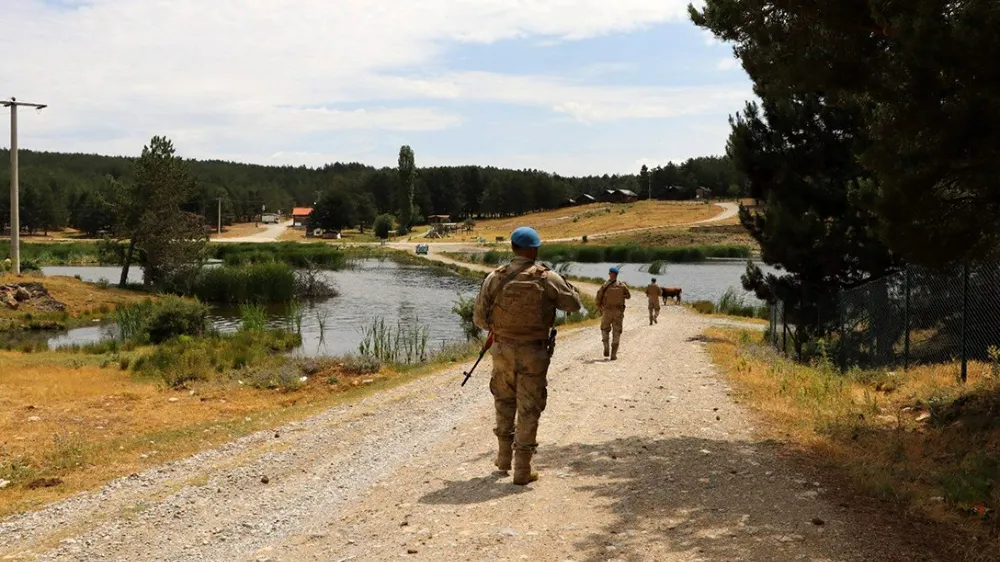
[661,287,682,304]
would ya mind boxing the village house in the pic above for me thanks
[291,207,313,228]
[695,187,713,200]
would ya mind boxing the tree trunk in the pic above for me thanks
[119,238,136,288]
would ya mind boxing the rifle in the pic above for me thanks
[461,332,494,387]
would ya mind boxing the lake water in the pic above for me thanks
[39,260,482,357]
[34,258,775,356]
[550,260,779,304]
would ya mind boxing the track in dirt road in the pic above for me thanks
[1,300,948,561]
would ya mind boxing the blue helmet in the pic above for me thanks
[510,226,542,248]
[609,266,620,274]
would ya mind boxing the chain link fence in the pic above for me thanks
[768,263,1000,380]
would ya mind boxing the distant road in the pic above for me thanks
[211,220,291,243]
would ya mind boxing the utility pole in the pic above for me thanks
[217,198,223,235]
[3,98,47,276]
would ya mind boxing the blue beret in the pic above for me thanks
[609,266,620,274]
[511,226,541,248]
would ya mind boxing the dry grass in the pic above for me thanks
[0,275,152,322]
[278,228,379,243]
[427,201,723,243]
[0,349,409,517]
[600,224,758,249]
[706,328,1000,550]
[212,223,267,239]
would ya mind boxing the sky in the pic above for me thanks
[1,0,753,177]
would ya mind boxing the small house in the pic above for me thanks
[695,187,713,200]
[601,190,617,202]
[291,207,313,228]
[261,212,280,224]
[578,194,597,204]
[427,215,451,225]
[609,189,639,203]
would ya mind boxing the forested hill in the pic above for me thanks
[0,148,740,236]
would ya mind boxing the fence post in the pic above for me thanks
[838,291,847,373]
[904,265,911,370]
[961,262,969,383]
[782,304,788,356]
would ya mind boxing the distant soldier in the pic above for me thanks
[596,266,631,360]
[645,278,661,325]
[473,226,583,485]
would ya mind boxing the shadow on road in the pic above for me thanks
[420,435,962,562]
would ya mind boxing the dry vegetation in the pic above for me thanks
[277,228,378,243]
[598,224,758,249]
[426,200,723,243]
[0,350,412,517]
[706,328,1000,554]
[211,222,267,239]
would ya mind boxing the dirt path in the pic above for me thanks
[213,220,291,244]
[0,301,944,561]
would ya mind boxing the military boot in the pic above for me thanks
[603,341,610,358]
[495,437,514,472]
[512,450,538,485]
[611,344,619,361]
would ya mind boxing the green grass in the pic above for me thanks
[208,242,347,269]
[0,241,103,266]
[191,262,296,303]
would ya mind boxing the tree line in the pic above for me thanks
[692,1,1000,356]
[0,147,742,238]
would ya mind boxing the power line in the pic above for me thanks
[3,97,47,276]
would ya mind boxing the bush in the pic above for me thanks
[691,300,715,315]
[192,262,296,303]
[340,354,382,375]
[209,242,346,269]
[133,330,301,387]
[146,297,210,344]
[451,294,481,341]
[373,214,395,240]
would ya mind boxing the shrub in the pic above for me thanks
[691,300,715,315]
[192,262,296,303]
[451,294,481,341]
[146,297,210,344]
[340,354,382,375]
[373,214,395,240]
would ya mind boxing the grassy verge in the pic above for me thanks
[688,287,770,322]
[1,241,103,267]
[0,274,154,334]
[706,328,1000,551]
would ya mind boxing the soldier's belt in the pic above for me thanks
[494,335,549,347]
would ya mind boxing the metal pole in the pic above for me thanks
[217,198,222,234]
[9,103,18,275]
[903,266,911,370]
[3,98,47,276]
[961,262,969,383]
[839,293,847,373]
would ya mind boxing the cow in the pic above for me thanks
[661,287,682,305]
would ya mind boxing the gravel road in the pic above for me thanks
[1,298,954,561]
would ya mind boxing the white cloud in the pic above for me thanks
[716,57,741,71]
[0,0,749,173]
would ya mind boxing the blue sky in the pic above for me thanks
[2,1,752,176]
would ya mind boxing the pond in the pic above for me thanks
[528,260,775,305]
[38,260,483,357]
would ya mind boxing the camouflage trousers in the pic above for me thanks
[489,340,551,452]
[648,301,660,323]
[600,307,625,346]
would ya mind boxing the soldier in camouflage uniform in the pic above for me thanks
[645,278,661,325]
[596,266,631,360]
[473,226,583,485]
